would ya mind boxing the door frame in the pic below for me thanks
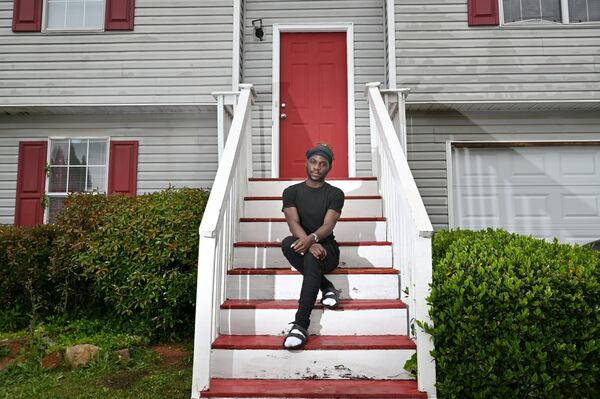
[271,23,356,178]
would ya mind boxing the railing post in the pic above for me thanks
[216,95,225,161]
[366,82,382,188]
[191,236,217,399]
[415,237,437,399]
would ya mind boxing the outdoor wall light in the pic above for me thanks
[252,19,264,41]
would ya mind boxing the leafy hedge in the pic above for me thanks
[0,188,209,338]
[78,188,209,338]
[430,229,600,399]
[0,225,58,330]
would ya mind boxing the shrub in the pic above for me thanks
[78,188,209,338]
[51,193,129,314]
[0,224,58,330]
[429,228,600,399]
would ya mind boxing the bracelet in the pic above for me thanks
[311,233,319,243]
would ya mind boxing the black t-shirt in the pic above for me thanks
[281,181,345,242]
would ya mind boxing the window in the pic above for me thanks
[569,0,600,22]
[502,0,600,24]
[47,138,108,222]
[503,0,562,23]
[46,0,105,30]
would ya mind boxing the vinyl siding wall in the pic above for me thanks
[0,109,218,224]
[0,0,234,105]
[407,110,600,229]
[243,0,386,176]
[395,0,600,103]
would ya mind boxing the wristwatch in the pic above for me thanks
[311,233,319,243]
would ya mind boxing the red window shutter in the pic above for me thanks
[12,0,43,32]
[15,141,47,226]
[468,0,499,26]
[105,0,135,30]
[108,141,138,196]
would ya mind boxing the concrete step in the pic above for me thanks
[227,268,400,300]
[219,299,407,336]
[239,218,387,242]
[232,242,393,269]
[200,378,427,398]
[247,177,379,197]
[210,335,415,380]
[243,196,383,218]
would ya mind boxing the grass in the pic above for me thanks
[0,317,194,399]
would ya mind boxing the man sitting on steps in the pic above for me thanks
[280,143,345,350]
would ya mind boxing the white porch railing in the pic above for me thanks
[191,83,256,399]
[211,90,240,161]
[366,82,437,398]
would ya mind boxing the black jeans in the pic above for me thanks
[281,235,340,330]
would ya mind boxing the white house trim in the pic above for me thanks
[385,0,397,89]
[446,139,600,229]
[232,0,241,90]
[271,23,356,178]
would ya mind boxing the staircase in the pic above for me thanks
[198,177,426,398]
[192,83,435,399]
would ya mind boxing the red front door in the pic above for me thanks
[279,32,348,178]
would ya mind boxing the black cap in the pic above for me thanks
[305,144,334,165]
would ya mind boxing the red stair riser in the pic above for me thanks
[249,177,377,181]
[211,335,416,350]
[244,195,381,200]
[221,299,407,310]
[234,241,391,247]
[228,267,398,275]
[240,217,386,222]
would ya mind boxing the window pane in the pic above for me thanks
[591,0,600,21]
[88,140,107,165]
[84,0,104,29]
[68,166,87,192]
[87,167,106,192]
[49,167,68,192]
[504,0,521,22]
[65,0,85,29]
[50,140,69,165]
[47,0,67,29]
[504,0,561,22]
[69,139,88,166]
[49,196,67,223]
[541,0,561,21]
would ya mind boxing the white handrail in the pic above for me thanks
[366,82,437,398]
[191,84,256,398]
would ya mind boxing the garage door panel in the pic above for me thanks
[453,145,600,245]
[455,148,600,187]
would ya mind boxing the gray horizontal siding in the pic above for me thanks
[244,0,386,177]
[407,110,600,230]
[0,0,234,105]
[395,0,600,103]
[0,109,217,224]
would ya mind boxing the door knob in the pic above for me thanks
[281,103,286,108]
[280,113,287,119]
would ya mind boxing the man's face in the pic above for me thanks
[306,154,331,182]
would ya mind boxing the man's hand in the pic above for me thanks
[290,235,315,255]
[309,243,327,260]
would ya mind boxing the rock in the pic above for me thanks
[42,336,56,346]
[115,348,131,361]
[0,356,17,371]
[41,351,63,369]
[65,344,99,368]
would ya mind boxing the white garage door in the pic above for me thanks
[452,145,600,245]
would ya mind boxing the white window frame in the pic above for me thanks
[42,0,106,33]
[499,0,600,25]
[45,137,111,223]
[271,23,357,178]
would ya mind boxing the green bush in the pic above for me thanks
[0,224,58,330]
[430,228,600,399]
[77,188,209,338]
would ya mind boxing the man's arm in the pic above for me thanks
[283,207,308,239]
[312,209,341,241]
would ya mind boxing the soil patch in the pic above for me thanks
[99,368,151,390]
[149,344,189,367]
